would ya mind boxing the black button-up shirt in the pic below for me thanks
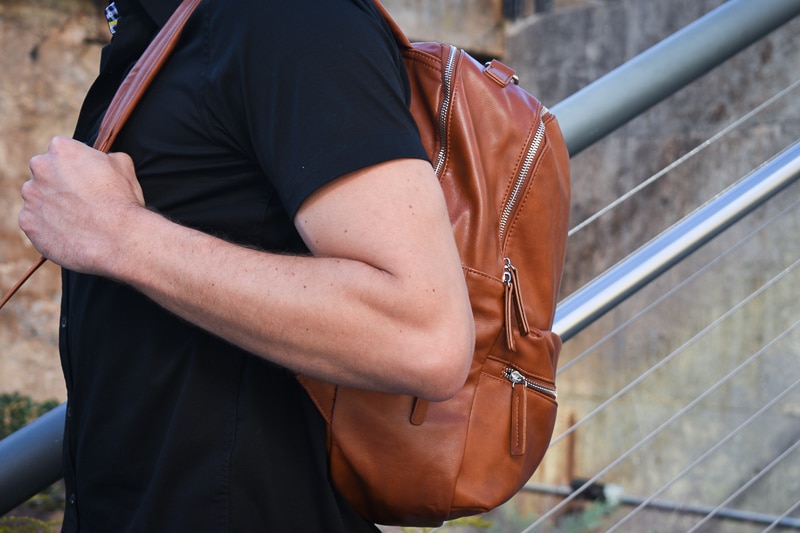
[60,0,425,531]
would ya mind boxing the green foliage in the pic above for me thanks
[0,392,59,439]
[0,516,59,533]
[451,516,493,529]
[557,502,617,533]
[395,515,494,532]
[485,505,538,532]
[20,484,65,515]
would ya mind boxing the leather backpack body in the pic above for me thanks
[298,3,571,527]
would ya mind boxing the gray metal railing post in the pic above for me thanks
[0,403,65,513]
[551,0,800,157]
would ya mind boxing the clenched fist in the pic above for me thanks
[20,136,146,275]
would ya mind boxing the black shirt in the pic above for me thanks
[60,0,427,531]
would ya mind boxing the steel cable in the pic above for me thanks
[524,259,800,530]
[567,77,800,239]
[550,255,800,448]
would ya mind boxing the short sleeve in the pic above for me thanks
[203,0,429,218]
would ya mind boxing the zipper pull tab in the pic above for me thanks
[506,369,527,456]
[503,258,530,351]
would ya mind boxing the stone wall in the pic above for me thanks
[0,0,106,401]
[381,0,506,57]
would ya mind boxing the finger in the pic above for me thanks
[20,176,33,203]
[28,152,46,179]
[18,180,40,244]
[48,135,77,152]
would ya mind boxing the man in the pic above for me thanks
[19,0,474,531]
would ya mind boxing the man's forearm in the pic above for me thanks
[108,207,473,401]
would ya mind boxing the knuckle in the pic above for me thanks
[20,179,33,200]
[50,135,68,148]
[18,211,31,233]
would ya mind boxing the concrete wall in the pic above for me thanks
[504,2,800,528]
[505,0,800,291]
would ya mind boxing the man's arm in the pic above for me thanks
[21,137,474,401]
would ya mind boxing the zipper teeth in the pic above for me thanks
[498,118,546,242]
[505,368,557,399]
[433,45,458,177]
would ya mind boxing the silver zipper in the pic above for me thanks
[504,368,557,399]
[433,44,459,177]
[498,116,546,243]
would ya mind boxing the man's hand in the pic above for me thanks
[20,136,145,274]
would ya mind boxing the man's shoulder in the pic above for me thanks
[207,0,390,50]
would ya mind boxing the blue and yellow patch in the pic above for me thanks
[105,2,120,35]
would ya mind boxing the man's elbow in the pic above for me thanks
[415,316,475,402]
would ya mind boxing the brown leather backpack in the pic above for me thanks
[297,3,571,527]
[1,0,570,527]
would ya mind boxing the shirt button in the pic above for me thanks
[60,317,68,328]
[68,493,76,505]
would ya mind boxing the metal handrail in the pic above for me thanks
[553,141,800,342]
[0,404,65,514]
[551,0,800,156]
[2,0,800,518]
